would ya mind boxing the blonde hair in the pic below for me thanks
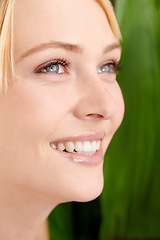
[96,0,122,40]
[0,0,15,91]
[0,0,121,91]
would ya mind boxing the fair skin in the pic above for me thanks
[0,0,124,239]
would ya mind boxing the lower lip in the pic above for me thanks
[55,148,104,166]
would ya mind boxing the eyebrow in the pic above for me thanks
[19,41,121,60]
[103,42,121,54]
[19,41,82,60]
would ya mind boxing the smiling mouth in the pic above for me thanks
[50,140,101,156]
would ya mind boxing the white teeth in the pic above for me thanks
[91,141,97,151]
[51,140,101,154]
[75,141,83,152]
[83,141,92,152]
[51,143,56,149]
[96,140,101,150]
[57,143,65,151]
[65,142,75,153]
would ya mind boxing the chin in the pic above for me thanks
[78,187,104,203]
[71,173,104,203]
[39,158,105,205]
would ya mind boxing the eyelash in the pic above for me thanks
[35,58,121,74]
[103,61,121,73]
[35,58,69,73]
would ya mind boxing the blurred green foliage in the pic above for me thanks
[100,0,160,239]
[48,203,74,240]
[49,0,160,239]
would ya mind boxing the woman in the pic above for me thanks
[0,0,125,239]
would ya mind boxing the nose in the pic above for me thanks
[73,77,117,121]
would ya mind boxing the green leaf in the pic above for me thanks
[100,0,160,239]
[48,203,74,240]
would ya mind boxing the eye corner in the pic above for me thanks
[98,60,121,74]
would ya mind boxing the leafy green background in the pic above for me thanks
[48,0,160,239]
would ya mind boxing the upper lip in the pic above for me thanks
[50,131,105,144]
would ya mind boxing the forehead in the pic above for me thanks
[13,0,116,59]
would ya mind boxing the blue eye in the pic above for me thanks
[41,64,64,73]
[98,62,119,74]
[37,59,69,74]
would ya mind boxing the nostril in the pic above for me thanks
[86,113,104,119]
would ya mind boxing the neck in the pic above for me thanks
[36,220,50,240]
[0,184,56,240]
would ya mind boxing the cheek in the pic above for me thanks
[111,83,125,131]
[6,82,72,139]
[0,82,73,191]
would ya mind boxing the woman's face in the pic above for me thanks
[0,0,124,203]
